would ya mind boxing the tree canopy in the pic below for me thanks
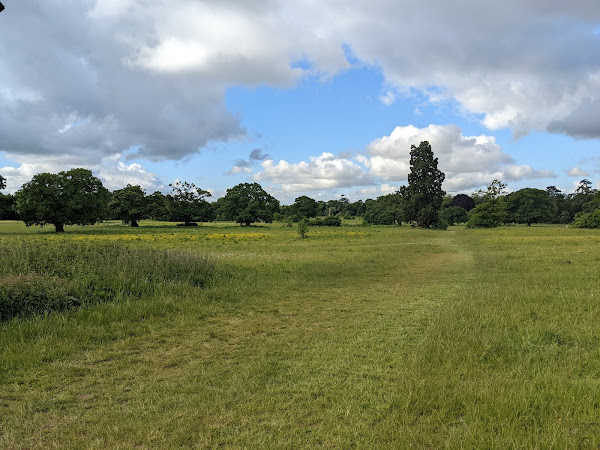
[219,183,280,226]
[15,168,109,232]
[506,188,553,225]
[0,174,6,190]
[109,184,147,227]
[168,181,212,226]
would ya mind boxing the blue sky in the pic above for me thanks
[1,1,599,203]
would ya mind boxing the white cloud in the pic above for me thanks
[97,158,165,192]
[567,166,590,177]
[0,154,164,194]
[379,90,396,106]
[254,152,373,191]
[362,124,556,192]
[226,166,253,175]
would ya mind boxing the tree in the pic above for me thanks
[145,191,171,221]
[292,195,319,219]
[297,218,309,238]
[450,194,476,211]
[0,193,18,220]
[0,174,6,190]
[440,205,468,225]
[168,181,212,226]
[506,188,553,225]
[110,184,147,227]
[219,182,280,226]
[466,180,507,228]
[363,192,404,225]
[15,168,109,232]
[575,179,594,196]
[403,141,445,228]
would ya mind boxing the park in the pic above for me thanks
[1,218,599,447]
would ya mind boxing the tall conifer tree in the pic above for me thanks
[404,141,445,228]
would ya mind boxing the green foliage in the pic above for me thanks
[145,191,172,221]
[404,141,445,228]
[109,184,147,227]
[0,174,6,190]
[0,239,214,321]
[291,195,319,218]
[466,180,508,228]
[440,205,468,225]
[169,181,212,226]
[466,200,507,228]
[572,209,600,228]
[15,168,109,232]
[506,188,553,225]
[363,193,404,225]
[297,218,309,238]
[219,183,280,226]
[309,216,342,226]
[0,193,18,220]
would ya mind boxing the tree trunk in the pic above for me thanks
[130,219,139,227]
[55,222,65,232]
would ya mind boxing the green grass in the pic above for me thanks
[1,221,600,447]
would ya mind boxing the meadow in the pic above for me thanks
[1,220,600,448]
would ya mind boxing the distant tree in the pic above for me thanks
[0,174,6,190]
[145,191,171,221]
[573,209,600,228]
[0,193,18,220]
[403,141,445,228]
[440,205,468,225]
[168,181,212,226]
[110,184,147,227]
[15,168,109,232]
[466,180,507,228]
[219,182,280,226]
[506,188,553,225]
[575,179,594,196]
[450,194,476,211]
[363,192,404,225]
[292,195,319,219]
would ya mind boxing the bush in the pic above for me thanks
[309,216,342,227]
[572,209,600,228]
[297,219,309,238]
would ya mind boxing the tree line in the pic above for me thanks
[1,142,599,231]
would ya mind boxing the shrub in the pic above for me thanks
[572,209,600,228]
[309,216,342,227]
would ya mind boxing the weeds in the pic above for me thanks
[0,239,214,320]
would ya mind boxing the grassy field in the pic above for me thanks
[1,220,600,447]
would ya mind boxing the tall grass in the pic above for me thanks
[0,238,214,321]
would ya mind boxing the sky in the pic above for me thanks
[1,0,599,204]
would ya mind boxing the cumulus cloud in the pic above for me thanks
[97,156,165,192]
[2,1,599,169]
[362,124,556,192]
[254,152,373,191]
[567,166,590,177]
[0,153,164,194]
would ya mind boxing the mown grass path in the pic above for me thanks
[1,223,599,447]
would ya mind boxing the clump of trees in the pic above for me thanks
[5,160,600,231]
